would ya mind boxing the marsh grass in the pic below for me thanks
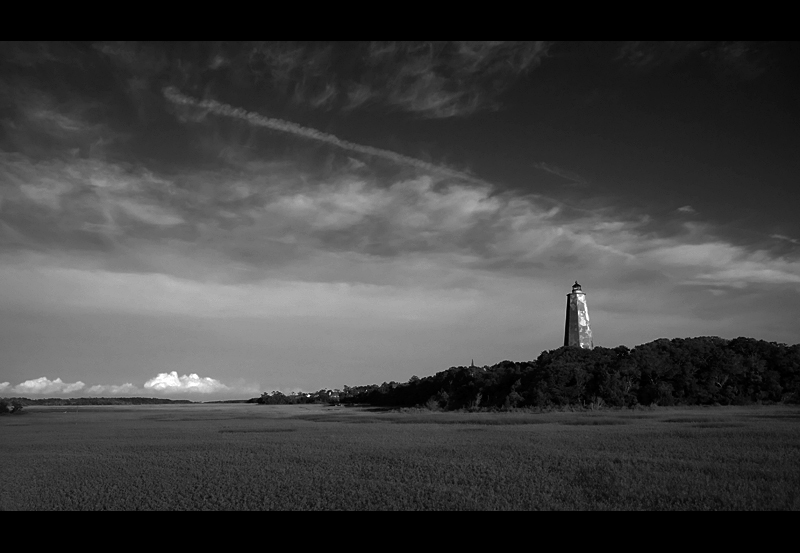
[1,404,798,510]
[218,428,296,434]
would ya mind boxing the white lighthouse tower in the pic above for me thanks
[564,281,593,349]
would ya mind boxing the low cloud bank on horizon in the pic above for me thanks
[0,373,259,398]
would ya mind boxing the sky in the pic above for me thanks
[1,41,799,400]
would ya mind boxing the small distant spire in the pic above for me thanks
[471,358,475,367]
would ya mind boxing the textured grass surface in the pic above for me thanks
[1,404,799,510]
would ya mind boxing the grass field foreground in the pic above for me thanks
[1,404,798,510]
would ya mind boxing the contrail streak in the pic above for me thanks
[163,87,486,184]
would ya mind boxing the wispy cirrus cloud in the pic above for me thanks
[772,234,800,246]
[0,152,186,254]
[641,239,800,288]
[0,67,125,161]
[362,41,551,118]
[163,86,490,185]
[4,84,799,298]
[114,198,184,226]
[617,41,706,69]
[617,41,770,79]
[4,164,799,318]
[5,85,799,303]
[104,42,550,119]
[1,42,88,69]
[532,162,589,186]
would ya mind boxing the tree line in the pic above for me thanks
[0,400,24,414]
[256,389,341,405]
[338,337,800,410]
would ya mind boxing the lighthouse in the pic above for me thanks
[564,281,593,349]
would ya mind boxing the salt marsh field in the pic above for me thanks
[1,404,799,510]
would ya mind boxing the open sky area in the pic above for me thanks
[1,41,799,400]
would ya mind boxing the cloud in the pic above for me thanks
[691,267,800,287]
[640,238,800,288]
[13,377,85,395]
[3,86,799,303]
[265,176,501,239]
[617,41,706,69]
[0,257,485,322]
[2,42,66,67]
[0,76,121,160]
[702,41,770,80]
[163,87,488,185]
[532,162,589,186]
[143,372,230,394]
[1,376,256,399]
[3,164,798,335]
[345,82,375,110]
[86,383,140,395]
[162,42,550,119]
[0,152,186,253]
[677,205,696,214]
[617,41,770,79]
[3,142,799,315]
[115,199,184,226]
[362,41,551,118]
[772,234,800,246]
[19,180,73,211]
